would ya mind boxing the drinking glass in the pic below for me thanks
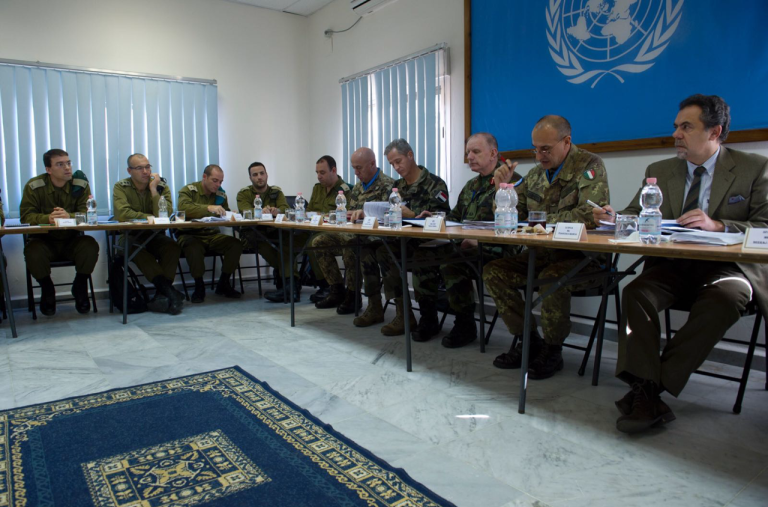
[528,211,547,228]
[243,209,253,220]
[74,213,86,225]
[286,208,296,222]
[175,211,186,223]
[615,214,638,240]
[328,211,337,225]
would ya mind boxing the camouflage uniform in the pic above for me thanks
[412,168,523,314]
[311,169,394,294]
[21,172,99,281]
[483,144,610,345]
[177,182,243,278]
[375,166,450,301]
[113,178,181,282]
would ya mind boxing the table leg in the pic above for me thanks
[355,237,361,316]
[123,231,130,325]
[477,244,486,353]
[289,229,295,327]
[518,247,537,414]
[591,255,612,386]
[400,237,412,372]
[0,240,18,338]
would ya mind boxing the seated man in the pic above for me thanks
[593,94,768,434]
[414,133,523,347]
[313,147,394,315]
[177,164,243,302]
[484,116,609,379]
[114,153,184,314]
[20,149,100,316]
[372,138,450,335]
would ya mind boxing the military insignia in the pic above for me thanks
[436,190,448,203]
[29,179,46,190]
[187,184,197,191]
[527,191,542,203]
[583,169,595,180]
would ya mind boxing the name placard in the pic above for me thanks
[275,214,285,223]
[553,222,587,242]
[153,217,171,225]
[310,215,323,226]
[423,216,446,232]
[742,228,768,251]
[231,213,244,222]
[55,218,77,227]
[361,217,378,229]
[261,213,274,221]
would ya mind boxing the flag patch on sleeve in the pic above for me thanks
[583,169,595,180]
[436,191,448,203]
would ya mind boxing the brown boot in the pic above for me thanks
[616,380,675,434]
[353,296,385,327]
[381,297,417,336]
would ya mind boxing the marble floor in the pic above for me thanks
[0,283,766,507]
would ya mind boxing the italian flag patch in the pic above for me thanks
[583,169,596,180]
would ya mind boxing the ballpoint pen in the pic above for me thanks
[587,199,614,216]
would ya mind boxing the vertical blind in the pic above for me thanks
[0,62,218,217]
[340,45,449,186]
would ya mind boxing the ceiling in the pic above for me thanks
[223,0,337,17]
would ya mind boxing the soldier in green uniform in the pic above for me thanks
[313,147,394,315]
[413,133,523,347]
[302,155,352,303]
[484,115,610,379]
[21,149,100,316]
[113,153,184,314]
[369,139,451,336]
[177,164,242,303]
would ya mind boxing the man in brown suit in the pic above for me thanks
[594,94,768,434]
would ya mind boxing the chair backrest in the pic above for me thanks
[285,195,296,208]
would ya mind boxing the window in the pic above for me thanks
[340,44,449,186]
[0,61,218,217]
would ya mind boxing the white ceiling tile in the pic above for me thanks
[222,0,335,16]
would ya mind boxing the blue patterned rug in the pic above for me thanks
[0,366,456,506]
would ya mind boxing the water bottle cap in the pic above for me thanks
[89,194,94,199]
[392,188,398,192]
[646,178,657,184]
[338,190,343,194]
[297,192,302,195]
[256,194,260,198]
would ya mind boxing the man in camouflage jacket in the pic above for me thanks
[484,115,609,380]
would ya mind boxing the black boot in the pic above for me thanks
[309,280,330,303]
[336,289,361,315]
[191,278,206,303]
[153,276,183,315]
[71,273,91,314]
[411,298,441,342]
[616,380,676,433]
[315,284,345,309]
[492,328,544,369]
[528,343,564,380]
[441,311,477,348]
[216,273,241,299]
[265,277,301,302]
[38,276,56,316]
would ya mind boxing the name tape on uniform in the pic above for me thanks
[743,228,768,252]
[553,222,587,242]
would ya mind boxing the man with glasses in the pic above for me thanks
[21,149,100,316]
[483,116,609,379]
[113,153,184,314]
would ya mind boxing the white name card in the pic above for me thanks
[261,213,274,221]
[361,217,378,229]
[553,222,587,242]
[423,216,446,232]
[232,213,244,222]
[55,218,77,227]
[275,214,285,223]
[742,228,768,251]
[153,217,171,225]
[310,215,323,226]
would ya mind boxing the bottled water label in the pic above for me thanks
[337,211,346,226]
[295,209,305,222]
[87,210,98,225]
[254,208,262,220]
[495,210,507,236]
[506,210,518,233]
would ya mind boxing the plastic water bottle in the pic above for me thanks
[158,196,169,219]
[505,184,519,234]
[295,192,306,223]
[335,191,347,226]
[86,194,98,225]
[253,195,263,220]
[639,177,663,244]
[388,189,402,230]
[495,184,511,236]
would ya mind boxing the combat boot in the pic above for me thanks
[616,380,675,433]
[441,311,477,348]
[215,273,242,299]
[309,280,330,303]
[153,276,183,315]
[38,276,56,316]
[411,297,441,342]
[337,289,362,315]
[315,283,345,309]
[492,328,544,369]
[353,295,384,327]
[191,278,206,303]
[381,297,417,336]
[527,343,564,380]
[71,273,91,314]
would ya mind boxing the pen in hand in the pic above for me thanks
[587,199,614,217]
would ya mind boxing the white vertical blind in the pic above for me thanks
[0,62,218,217]
[340,46,449,186]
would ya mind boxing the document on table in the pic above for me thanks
[669,230,745,246]
[599,219,698,234]
[363,202,390,220]
[404,219,462,227]
[461,220,495,230]
[192,216,228,222]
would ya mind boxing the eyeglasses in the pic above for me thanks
[531,137,567,156]
[129,164,153,171]
[54,161,72,168]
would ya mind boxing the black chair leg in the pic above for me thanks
[26,269,37,320]
[579,316,600,377]
[210,257,218,290]
[89,275,98,313]
[734,313,762,414]
[664,308,673,339]
[254,247,263,297]
[485,310,499,344]
[177,262,189,300]
[438,311,448,333]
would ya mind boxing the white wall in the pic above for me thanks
[0,0,311,298]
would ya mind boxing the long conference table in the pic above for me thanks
[2,219,768,413]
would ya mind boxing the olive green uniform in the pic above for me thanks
[376,166,451,301]
[113,178,181,283]
[177,181,243,279]
[312,169,394,295]
[21,173,99,281]
[483,144,610,345]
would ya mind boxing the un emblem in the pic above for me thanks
[547,0,684,87]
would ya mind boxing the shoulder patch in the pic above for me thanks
[435,190,448,203]
[28,179,45,190]
[270,185,282,192]
[340,183,350,192]
[216,189,226,197]
[527,191,543,203]
[119,179,131,187]
[583,169,596,180]
[187,184,197,191]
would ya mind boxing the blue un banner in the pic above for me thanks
[471,0,768,151]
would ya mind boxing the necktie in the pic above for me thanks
[682,166,706,214]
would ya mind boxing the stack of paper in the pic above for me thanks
[670,230,745,246]
[462,220,495,230]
